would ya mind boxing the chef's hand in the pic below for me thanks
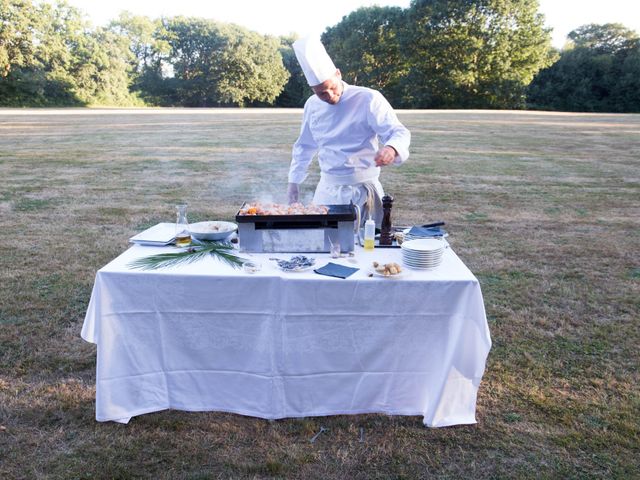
[287,183,299,204]
[374,145,398,167]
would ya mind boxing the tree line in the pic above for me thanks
[1,0,638,112]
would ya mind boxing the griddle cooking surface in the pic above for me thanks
[236,203,356,223]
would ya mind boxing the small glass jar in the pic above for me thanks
[242,260,262,274]
[175,204,191,247]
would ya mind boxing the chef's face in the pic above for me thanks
[312,70,343,105]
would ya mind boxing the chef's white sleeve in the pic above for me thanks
[288,108,318,185]
[367,91,411,164]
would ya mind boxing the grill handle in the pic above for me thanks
[421,221,445,228]
[353,204,363,246]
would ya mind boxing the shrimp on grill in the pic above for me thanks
[239,202,328,216]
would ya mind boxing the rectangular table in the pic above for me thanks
[82,241,491,427]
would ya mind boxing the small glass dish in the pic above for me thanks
[242,261,262,274]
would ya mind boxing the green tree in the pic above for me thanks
[1,0,137,106]
[108,12,171,104]
[109,12,169,75]
[81,27,139,105]
[611,47,640,112]
[527,24,640,112]
[568,23,638,54]
[0,0,84,105]
[402,0,555,108]
[274,34,308,107]
[36,1,136,105]
[0,0,39,77]
[322,6,407,106]
[162,17,288,107]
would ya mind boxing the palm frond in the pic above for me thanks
[127,240,248,271]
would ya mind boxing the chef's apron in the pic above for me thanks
[313,167,384,226]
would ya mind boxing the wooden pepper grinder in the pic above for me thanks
[379,195,394,245]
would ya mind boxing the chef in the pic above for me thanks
[287,35,411,225]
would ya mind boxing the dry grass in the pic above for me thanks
[1,108,639,479]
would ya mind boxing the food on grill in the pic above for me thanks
[273,255,316,271]
[372,261,402,276]
[238,202,328,216]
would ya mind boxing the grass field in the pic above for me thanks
[0,108,639,479]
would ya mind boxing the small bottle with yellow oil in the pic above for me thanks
[363,218,375,250]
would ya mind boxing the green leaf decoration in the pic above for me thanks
[127,239,248,271]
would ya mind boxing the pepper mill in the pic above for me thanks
[379,195,394,245]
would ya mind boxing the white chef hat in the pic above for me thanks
[293,36,337,87]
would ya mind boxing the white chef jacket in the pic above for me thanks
[288,82,410,213]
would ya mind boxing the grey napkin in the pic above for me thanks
[314,262,359,279]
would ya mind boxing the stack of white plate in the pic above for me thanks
[401,239,445,269]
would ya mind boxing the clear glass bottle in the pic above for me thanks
[175,204,191,247]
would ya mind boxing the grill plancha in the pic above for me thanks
[236,203,357,253]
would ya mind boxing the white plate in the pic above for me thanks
[129,223,176,245]
[403,259,442,265]
[404,263,440,270]
[403,255,443,264]
[403,254,443,261]
[403,253,444,260]
[278,264,315,273]
[403,260,442,268]
[272,255,317,272]
[403,251,443,258]
[401,239,446,252]
[370,269,408,279]
[403,251,444,258]
[189,221,237,240]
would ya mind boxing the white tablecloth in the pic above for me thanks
[82,241,491,426]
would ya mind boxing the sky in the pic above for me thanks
[59,0,640,48]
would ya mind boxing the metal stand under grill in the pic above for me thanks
[236,204,357,253]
